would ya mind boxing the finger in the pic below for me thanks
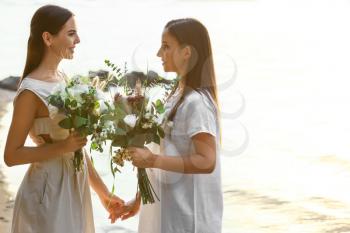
[110,213,120,224]
[77,138,87,144]
[79,142,87,147]
[114,198,125,206]
[128,147,136,153]
[121,211,135,220]
[71,131,78,136]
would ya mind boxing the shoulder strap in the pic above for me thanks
[14,79,51,107]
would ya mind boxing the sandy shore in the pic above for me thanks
[0,89,16,232]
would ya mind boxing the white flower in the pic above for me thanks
[144,112,152,120]
[96,89,106,100]
[53,82,66,93]
[123,114,138,128]
[48,105,59,119]
[98,100,108,114]
[67,84,89,103]
[52,82,68,99]
[74,84,89,95]
[104,120,114,128]
[142,122,153,129]
[155,115,165,125]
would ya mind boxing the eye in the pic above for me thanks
[68,31,77,36]
[162,44,169,50]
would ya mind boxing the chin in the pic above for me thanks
[64,54,74,60]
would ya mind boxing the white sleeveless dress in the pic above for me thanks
[11,78,95,233]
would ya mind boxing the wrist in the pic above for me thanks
[152,153,162,169]
[55,140,69,153]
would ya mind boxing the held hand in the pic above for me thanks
[29,135,46,146]
[128,147,157,168]
[100,193,125,223]
[63,131,87,152]
[120,194,141,221]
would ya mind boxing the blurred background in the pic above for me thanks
[1,0,350,232]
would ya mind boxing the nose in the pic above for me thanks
[75,34,81,44]
[156,48,161,57]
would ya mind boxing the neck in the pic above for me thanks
[36,51,62,79]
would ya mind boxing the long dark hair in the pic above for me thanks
[165,18,220,122]
[20,5,73,83]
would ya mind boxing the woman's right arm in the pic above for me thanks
[4,90,86,167]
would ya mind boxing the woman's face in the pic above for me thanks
[49,16,80,59]
[157,29,186,74]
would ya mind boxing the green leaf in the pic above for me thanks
[94,101,100,110]
[154,134,160,145]
[91,142,99,150]
[70,99,77,108]
[112,136,128,147]
[110,159,115,178]
[101,114,115,122]
[58,118,72,129]
[114,105,127,120]
[114,127,127,136]
[113,167,121,173]
[155,99,165,114]
[145,133,153,144]
[158,126,165,138]
[73,116,88,128]
[129,134,146,147]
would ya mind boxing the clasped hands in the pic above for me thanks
[103,192,141,223]
[105,147,157,223]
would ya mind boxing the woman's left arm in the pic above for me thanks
[129,132,216,174]
[85,151,125,222]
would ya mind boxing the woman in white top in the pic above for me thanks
[4,5,124,233]
[123,18,223,233]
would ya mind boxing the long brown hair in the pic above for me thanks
[20,5,73,83]
[165,18,220,122]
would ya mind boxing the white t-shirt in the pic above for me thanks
[139,88,223,233]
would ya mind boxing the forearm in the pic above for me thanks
[86,153,110,199]
[153,153,215,174]
[4,140,68,166]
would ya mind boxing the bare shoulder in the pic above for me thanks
[14,90,41,115]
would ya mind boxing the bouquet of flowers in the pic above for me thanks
[89,61,172,204]
[48,75,109,172]
[112,92,166,204]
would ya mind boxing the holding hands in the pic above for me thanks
[108,193,141,223]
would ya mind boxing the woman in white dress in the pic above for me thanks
[123,18,223,233]
[4,5,125,233]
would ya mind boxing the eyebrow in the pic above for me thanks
[68,29,77,33]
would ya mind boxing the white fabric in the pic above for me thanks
[139,88,223,233]
[11,78,95,233]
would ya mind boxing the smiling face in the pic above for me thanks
[157,29,189,75]
[44,16,80,59]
